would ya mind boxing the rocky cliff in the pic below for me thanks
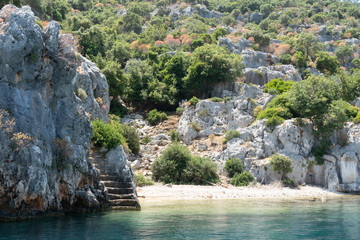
[0,5,136,220]
[178,84,360,193]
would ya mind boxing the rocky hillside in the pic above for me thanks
[0,5,137,220]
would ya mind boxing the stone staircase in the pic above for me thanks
[90,151,140,210]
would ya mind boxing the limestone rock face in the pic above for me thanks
[178,85,272,144]
[168,4,223,20]
[243,65,302,86]
[0,5,121,220]
[178,82,360,192]
[241,50,279,68]
[218,37,252,55]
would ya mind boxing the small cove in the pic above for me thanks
[1,197,360,239]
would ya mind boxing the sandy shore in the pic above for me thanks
[137,183,349,202]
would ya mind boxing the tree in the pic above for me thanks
[335,44,354,64]
[122,12,142,34]
[270,154,293,180]
[316,51,339,74]
[184,44,243,97]
[295,32,323,61]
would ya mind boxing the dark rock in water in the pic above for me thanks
[0,5,137,221]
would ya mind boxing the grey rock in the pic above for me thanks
[0,6,133,220]
[241,50,279,68]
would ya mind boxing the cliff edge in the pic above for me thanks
[0,5,135,220]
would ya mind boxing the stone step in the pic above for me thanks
[108,193,136,200]
[100,175,120,181]
[109,199,140,207]
[107,187,134,195]
[102,181,133,188]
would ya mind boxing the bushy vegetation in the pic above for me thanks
[264,78,294,95]
[147,109,168,126]
[230,172,255,187]
[135,174,154,187]
[270,154,293,180]
[223,130,241,143]
[91,120,126,150]
[91,118,140,154]
[170,129,180,142]
[151,143,218,184]
[224,157,244,178]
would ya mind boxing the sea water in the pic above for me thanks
[1,197,360,239]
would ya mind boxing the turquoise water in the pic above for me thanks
[1,198,360,239]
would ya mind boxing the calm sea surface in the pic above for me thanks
[1,197,360,239]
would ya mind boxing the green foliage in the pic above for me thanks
[282,178,296,188]
[91,120,126,150]
[135,174,154,187]
[313,140,331,165]
[280,54,292,64]
[212,27,227,41]
[170,130,180,142]
[264,78,294,95]
[176,107,185,115]
[270,153,293,180]
[223,130,241,143]
[353,112,360,124]
[253,106,263,118]
[243,30,270,47]
[184,44,243,97]
[294,51,306,68]
[182,156,219,185]
[189,96,200,106]
[151,143,218,184]
[224,157,244,177]
[191,38,205,50]
[230,172,255,186]
[147,109,168,126]
[211,97,223,102]
[76,88,87,100]
[191,122,202,132]
[265,116,285,130]
[335,44,354,63]
[121,124,140,155]
[316,51,339,75]
[142,135,151,144]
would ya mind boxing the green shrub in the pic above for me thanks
[211,97,223,102]
[198,108,210,118]
[353,112,360,124]
[152,143,192,183]
[264,78,294,95]
[191,122,202,132]
[91,120,125,150]
[170,130,180,142]
[76,88,88,100]
[230,172,255,186]
[147,109,168,126]
[223,97,232,103]
[282,178,296,188]
[265,116,285,130]
[176,107,185,115]
[151,143,219,184]
[253,106,263,118]
[121,124,140,155]
[224,157,244,177]
[135,174,154,187]
[189,96,200,106]
[270,153,293,180]
[257,107,292,120]
[182,156,219,185]
[313,140,331,165]
[223,130,241,143]
[142,135,151,144]
[280,54,292,64]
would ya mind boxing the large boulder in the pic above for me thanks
[241,50,279,68]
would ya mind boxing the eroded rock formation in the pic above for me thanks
[0,5,135,220]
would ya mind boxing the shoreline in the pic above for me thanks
[137,183,353,203]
